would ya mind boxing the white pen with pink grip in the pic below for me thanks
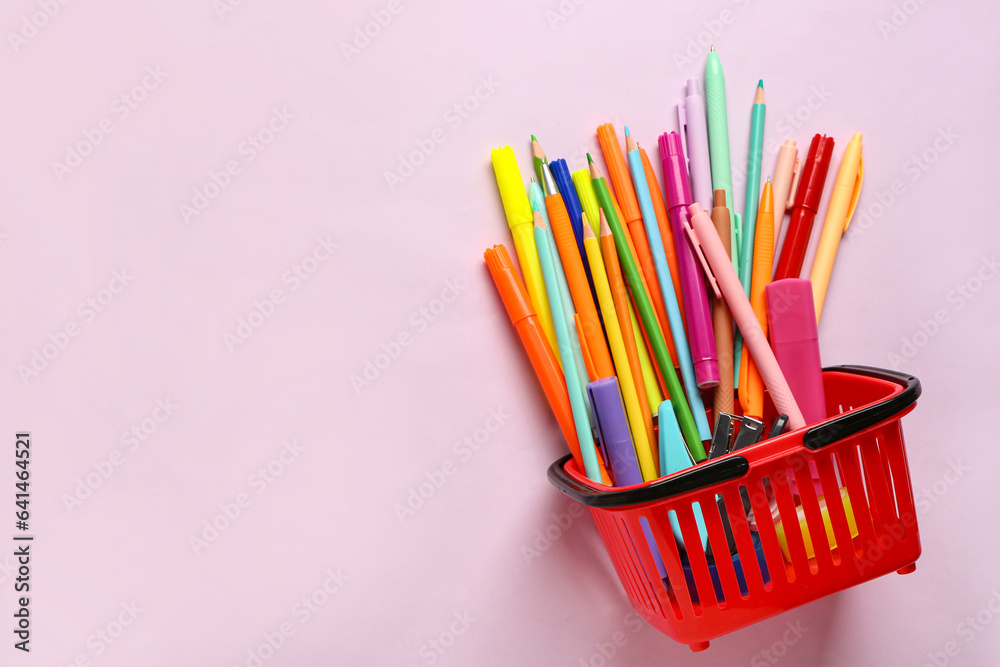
[685,203,806,430]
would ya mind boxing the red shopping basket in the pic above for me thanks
[547,366,922,651]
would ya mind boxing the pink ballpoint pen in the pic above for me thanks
[684,203,806,430]
[659,131,719,389]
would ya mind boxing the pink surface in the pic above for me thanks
[1,1,998,665]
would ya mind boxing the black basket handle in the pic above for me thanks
[547,365,919,508]
[803,365,921,449]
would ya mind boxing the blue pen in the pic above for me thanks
[625,128,712,441]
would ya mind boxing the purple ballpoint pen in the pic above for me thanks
[680,79,714,211]
[660,131,719,389]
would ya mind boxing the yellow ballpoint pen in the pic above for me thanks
[810,133,864,321]
[491,146,559,358]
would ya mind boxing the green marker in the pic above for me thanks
[705,47,740,275]
[589,159,706,461]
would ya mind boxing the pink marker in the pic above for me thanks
[766,279,827,425]
[660,131,718,389]
[686,203,806,430]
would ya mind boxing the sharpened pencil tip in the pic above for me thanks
[758,79,763,89]
[624,125,631,137]
[586,153,594,164]
[531,134,537,142]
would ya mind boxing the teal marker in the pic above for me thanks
[704,46,740,276]
[529,181,593,428]
[534,215,600,482]
[659,401,709,549]
[740,80,766,297]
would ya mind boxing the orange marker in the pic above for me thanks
[541,163,615,379]
[739,180,775,420]
[484,244,583,468]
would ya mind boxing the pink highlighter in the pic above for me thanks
[765,279,827,425]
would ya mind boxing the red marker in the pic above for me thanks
[772,134,834,281]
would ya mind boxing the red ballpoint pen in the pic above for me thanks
[772,134,835,281]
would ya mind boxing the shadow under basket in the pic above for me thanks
[547,365,922,652]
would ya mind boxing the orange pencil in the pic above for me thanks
[484,245,584,468]
[540,163,615,379]
[739,180,775,420]
[600,212,657,467]
[640,147,686,324]
[600,126,676,359]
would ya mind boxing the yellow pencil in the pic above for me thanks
[583,212,657,481]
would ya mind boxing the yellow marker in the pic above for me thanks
[775,488,859,560]
[490,146,559,361]
[809,133,864,320]
[572,169,602,237]
[583,215,657,480]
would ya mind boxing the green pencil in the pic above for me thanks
[588,157,706,461]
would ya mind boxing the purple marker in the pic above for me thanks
[680,79,714,211]
[660,132,719,389]
[588,377,667,579]
[588,378,643,487]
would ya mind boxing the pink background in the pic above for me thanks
[2,0,999,665]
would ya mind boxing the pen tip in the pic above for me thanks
[710,45,715,52]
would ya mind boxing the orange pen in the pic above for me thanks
[738,180,775,420]
[541,163,615,379]
[484,244,583,468]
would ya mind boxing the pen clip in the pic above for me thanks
[786,157,802,209]
[682,217,722,299]
[843,152,864,231]
[677,103,690,175]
